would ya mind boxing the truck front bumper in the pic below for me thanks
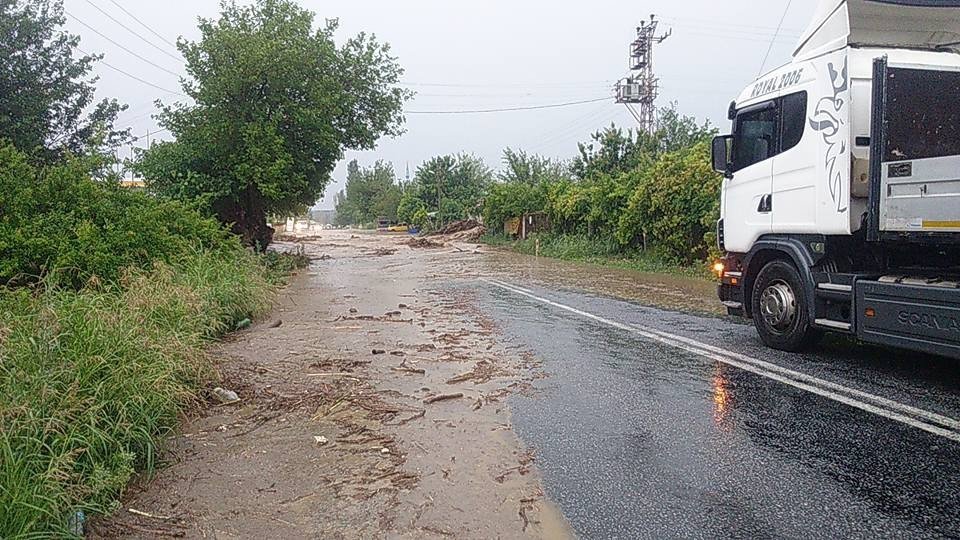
[718,254,747,318]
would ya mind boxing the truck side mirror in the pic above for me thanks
[712,135,733,178]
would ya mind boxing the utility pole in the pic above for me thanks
[615,15,672,134]
[437,176,443,229]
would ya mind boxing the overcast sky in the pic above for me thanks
[63,0,819,209]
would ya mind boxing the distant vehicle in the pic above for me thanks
[712,0,960,359]
[387,223,410,233]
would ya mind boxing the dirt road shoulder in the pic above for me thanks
[90,231,569,539]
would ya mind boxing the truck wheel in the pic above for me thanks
[751,260,821,352]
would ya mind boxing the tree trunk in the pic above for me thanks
[215,186,274,251]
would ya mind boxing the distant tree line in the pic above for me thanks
[334,154,492,229]
[337,105,721,265]
[485,106,721,264]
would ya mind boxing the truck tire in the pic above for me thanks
[751,260,822,352]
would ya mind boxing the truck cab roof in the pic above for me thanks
[796,0,960,60]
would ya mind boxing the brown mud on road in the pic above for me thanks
[90,230,570,539]
[90,229,716,539]
[477,253,721,316]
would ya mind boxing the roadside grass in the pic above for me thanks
[0,247,282,538]
[482,233,711,279]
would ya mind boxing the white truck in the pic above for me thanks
[712,0,960,358]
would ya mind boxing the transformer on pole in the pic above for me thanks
[615,15,671,134]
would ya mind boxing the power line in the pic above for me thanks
[130,127,169,142]
[83,0,183,63]
[405,96,612,115]
[65,10,181,77]
[119,109,159,123]
[758,0,795,76]
[659,14,803,36]
[527,103,619,154]
[76,46,187,97]
[683,29,797,46]
[401,81,614,89]
[672,25,800,42]
[105,0,179,49]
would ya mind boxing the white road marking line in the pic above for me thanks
[483,278,960,443]
[494,280,960,433]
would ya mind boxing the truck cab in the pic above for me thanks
[713,0,960,358]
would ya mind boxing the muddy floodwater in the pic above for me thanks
[477,249,722,316]
[88,229,960,539]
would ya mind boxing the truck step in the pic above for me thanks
[817,283,852,293]
[815,318,852,331]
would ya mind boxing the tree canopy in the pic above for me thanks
[397,154,492,229]
[137,0,411,248]
[482,105,720,264]
[0,0,128,164]
[334,160,402,226]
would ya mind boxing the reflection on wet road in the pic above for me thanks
[478,278,960,539]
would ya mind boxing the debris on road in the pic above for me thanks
[407,237,445,249]
[391,359,426,375]
[428,219,482,237]
[423,392,465,404]
[235,318,252,330]
[212,387,240,404]
[91,229,563,539]
[127,508,173,521]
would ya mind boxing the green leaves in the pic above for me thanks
[136,0,411,246]
[397,154,493,230]
[483,106,721,265]
[0,0,130,165]
[334,160,402,226]
[616,142,721,263]
[0,143,234,289]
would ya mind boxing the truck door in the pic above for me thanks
[725,101,776,252]
[771,91,816,232]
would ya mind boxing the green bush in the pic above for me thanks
[0,248,274,537]
[616,142,721,264]
[0,143,233,288]
[482,181,549,233]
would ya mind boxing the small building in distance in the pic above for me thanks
[505,212,551,239]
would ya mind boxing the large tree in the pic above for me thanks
[0,0,128,164]
[138,0,410,248]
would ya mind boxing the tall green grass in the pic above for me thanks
[483,232,710,278]
[0,247,276,538]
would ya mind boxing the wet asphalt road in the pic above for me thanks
[476,279,960,539]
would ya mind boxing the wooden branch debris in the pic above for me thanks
[422,393,464,404]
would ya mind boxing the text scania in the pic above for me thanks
[897,310,960,334]
[750,68,804,98]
